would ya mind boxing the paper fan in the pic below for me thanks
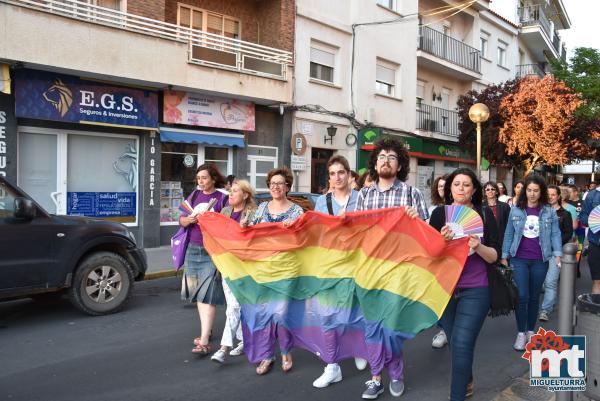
[589,205,600,234]
[444,205,484,239]
[178,200,194,215]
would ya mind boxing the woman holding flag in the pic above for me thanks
[429,168,499,401]
[179,163,228,356]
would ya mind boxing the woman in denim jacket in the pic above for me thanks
[500,175,562,351]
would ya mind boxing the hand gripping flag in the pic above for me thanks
[198,207,469,374]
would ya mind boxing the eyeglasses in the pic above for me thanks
[269,181,287,188]
[485,188,496,192]
[377,154,398,162]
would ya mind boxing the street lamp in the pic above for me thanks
[468,103,490,179]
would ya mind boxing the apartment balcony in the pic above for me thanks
[515,64,545,79]
[416,104,460,139]
[0,0,293,103]
[518,4,562,60]
[417,26,481,81]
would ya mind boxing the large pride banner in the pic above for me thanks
[198,208,469,373]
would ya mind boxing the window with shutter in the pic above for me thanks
[310,46,336,83]
[207,14,223,35]
[375,60,397,96]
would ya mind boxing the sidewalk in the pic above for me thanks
[144,245,178,280]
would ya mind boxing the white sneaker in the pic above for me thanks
[527,331,535,342]
[513,332,527,351]
[432,330,448,348]
[355,357,368,371]
[389,380,405,397]
[313,363,342,388]
[229,342,244,356]
[211,349,226,364]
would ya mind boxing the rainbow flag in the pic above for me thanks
[198,208,469,372]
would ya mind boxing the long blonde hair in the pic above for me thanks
[233,179,257,214]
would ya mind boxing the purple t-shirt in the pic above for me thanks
[457,239,489,288]
[184,190,228,246]
[515,207,543,260]
[230,210,242,222]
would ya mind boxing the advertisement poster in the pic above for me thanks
[67,192,136,222]
[14,69,158,129]
[163,90,255,131]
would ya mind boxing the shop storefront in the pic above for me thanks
[13,69,158,245]
[158,90,251,245]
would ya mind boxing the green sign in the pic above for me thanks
[422,141,474,161]
[358,127,382,146]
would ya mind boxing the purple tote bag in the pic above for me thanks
[171,190,199,271]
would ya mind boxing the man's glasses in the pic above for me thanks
[485,187,496,192]
[377,154,398,162]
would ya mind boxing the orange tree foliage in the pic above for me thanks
[499,75,585,176]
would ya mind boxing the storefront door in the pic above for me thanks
[311,148,333,194]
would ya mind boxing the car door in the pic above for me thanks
[0,179,58,292]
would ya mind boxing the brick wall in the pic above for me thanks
[164,0,294,52]
[127,0,166,21]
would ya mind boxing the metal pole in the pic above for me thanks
[556,242,579,401]
[592,159,596,182]
[476,122,482,179]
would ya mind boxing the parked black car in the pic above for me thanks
[255,191,319,211]
[0,177,147,315]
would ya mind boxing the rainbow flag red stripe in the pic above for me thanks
[198,208,469,370]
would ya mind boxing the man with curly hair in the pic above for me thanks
[355,136,428,399]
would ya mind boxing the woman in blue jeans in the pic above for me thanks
[501,175,562,351]
[430,168,499,401]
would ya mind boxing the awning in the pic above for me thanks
[159,127,245,148]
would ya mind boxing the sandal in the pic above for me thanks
[282,359,293,373]
[256,358,274,375]
[193,331,213,346]
[192,343,212,356]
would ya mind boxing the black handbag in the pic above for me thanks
[487,262,519,317]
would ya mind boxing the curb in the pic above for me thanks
[144,269,178,280]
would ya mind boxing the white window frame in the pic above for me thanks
[497,40,508,67]
[309,40,338,84]
[480,31,490,59]
[177,3,241,38]
[17,126,140,226]
[246,145,278,192]
[416,80,426,109]
[377,0,395,10]
[375,58,399,98]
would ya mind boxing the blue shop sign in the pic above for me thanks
[67,192,136,217]
[14,69,157,129]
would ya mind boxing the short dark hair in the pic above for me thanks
[517,175,549,209]
[443,168,483,207]
[512,180,525,196]
[266,166,294,194]
[357,171,372,188]
[226,174,236,186]
[368,136,410,182]
[548,184,561,194]
[197,163,226,188]
[350,170,359,181]
[327,155,351,172]
[483,181,500,201]
[430,175,448,207]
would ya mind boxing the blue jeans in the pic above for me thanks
[541,257,560,314]
[440,287,490,401]
[511,257,549,332]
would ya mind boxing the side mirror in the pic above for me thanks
[14,197,36,220]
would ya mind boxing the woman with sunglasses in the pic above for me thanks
[249,167,303,375]
[483,181,510,245]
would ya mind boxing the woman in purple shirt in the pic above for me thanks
[179,164,228,355]
[429,168,499,401]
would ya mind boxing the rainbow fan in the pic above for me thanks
[178,200,194,215]
[444,205,484,239]
[589,205,600,234]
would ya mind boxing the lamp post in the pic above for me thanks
[468,103,490,179]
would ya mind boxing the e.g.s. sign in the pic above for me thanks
[14,69,158,130]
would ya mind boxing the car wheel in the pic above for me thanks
[68,251,134,316]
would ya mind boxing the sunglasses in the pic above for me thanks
[485,188,496,192]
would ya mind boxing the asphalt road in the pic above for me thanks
[0,261,592,401]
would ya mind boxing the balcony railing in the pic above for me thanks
[552,30,561,55]
[416,104,459,137]
[1,0,293,79]
[418,26,481,74]
[516,64,545,79]
[518,4,552,38]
